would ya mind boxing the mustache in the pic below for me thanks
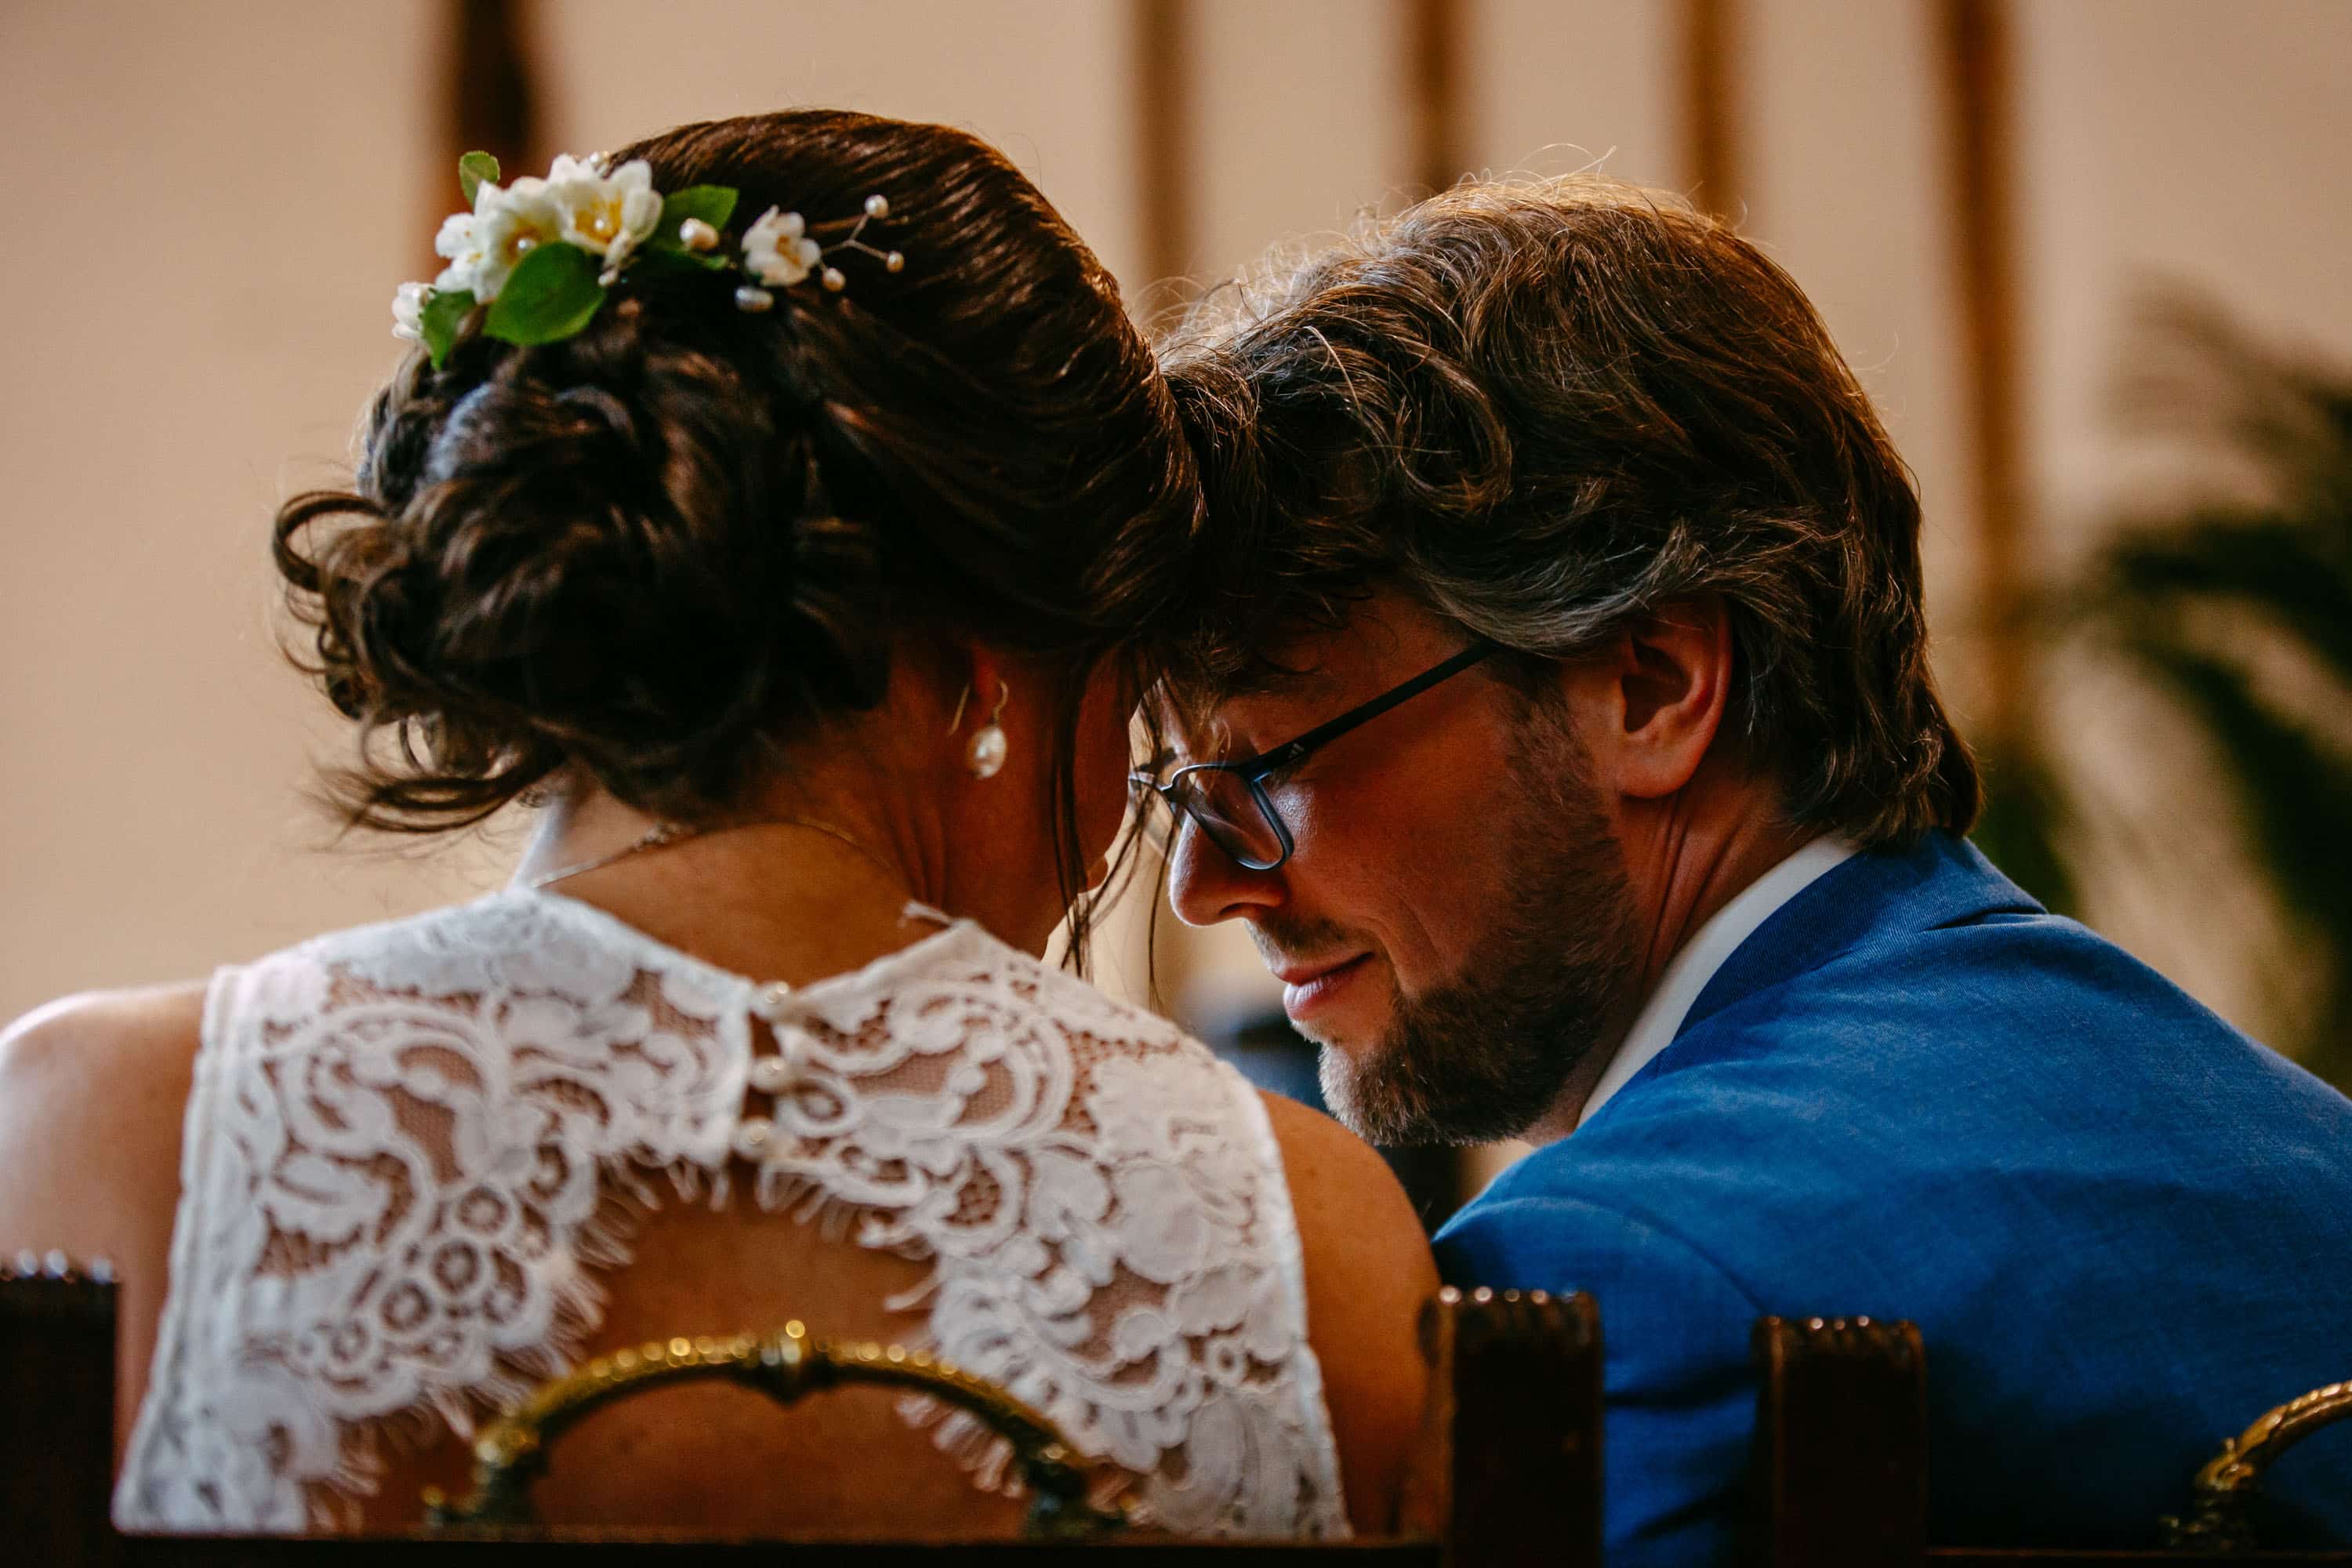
[1247,913,1363,969]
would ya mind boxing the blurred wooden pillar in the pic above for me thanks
[437,0,542,238]
[1406,0,1467,196]
[1938,0,2027,739]
[1134,0,1196,296]
[1681,0,1744,216]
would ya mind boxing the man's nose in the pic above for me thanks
[1166,821,1286,927]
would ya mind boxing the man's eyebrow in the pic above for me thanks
[1154,657,1341,754]
[1231,657,1344,705]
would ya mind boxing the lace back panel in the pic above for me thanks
[113,891,1347,1539]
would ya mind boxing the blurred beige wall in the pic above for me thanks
[0,1,476,1024]
[2012,0,2352,1043]
[2019,0,2352,537]
[529,0,1147,283]
[5,0,2350,1069]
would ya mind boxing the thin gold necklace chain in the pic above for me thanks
[524,814,919,902]
[523,820,695,889]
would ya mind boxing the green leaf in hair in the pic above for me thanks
[651,184,739,250]
[484,245,606,347]
[420,289,476,369]
[633,245,730,277]
[458,151,500,208]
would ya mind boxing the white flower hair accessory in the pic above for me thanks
[394,151,906,368]
[740,207,823,289]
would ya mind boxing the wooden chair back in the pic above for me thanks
[2,1261,1599,1566]
[21,1254,2347,1565]
[2,1257,122,1567]
[1749,1315,1926,1568]
[1750,1315,2352,1568]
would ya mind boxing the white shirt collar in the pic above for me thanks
[1574,835,1857,1129]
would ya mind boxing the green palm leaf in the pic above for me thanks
[2096,517,2352,683]
[2119,637,2352,1089]
[1984,292,2352,1093]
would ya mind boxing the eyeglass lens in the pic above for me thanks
[1167,769,1285,869]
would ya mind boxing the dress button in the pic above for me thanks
[732,1116,775,1158]
[748,1053,796,1094]
[751,979,793,1021]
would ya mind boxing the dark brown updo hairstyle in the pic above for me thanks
[276,111,1196,962]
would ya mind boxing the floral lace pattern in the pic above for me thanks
[113,890,1345,1539]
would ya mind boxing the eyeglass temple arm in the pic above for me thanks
[1240,641,1499,775]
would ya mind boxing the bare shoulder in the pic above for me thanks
[1,982,209,1054]
[0,982,208,1243]
[1256,1088,1436,1290]
[0,984,209,1457]
[1256,1088,1438,1536]
[0,983,209,1164]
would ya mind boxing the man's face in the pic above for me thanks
[1161,593,1645,1144]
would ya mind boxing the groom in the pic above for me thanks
[1145,178,2352,1560]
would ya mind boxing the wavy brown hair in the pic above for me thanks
[1157,175,1977,848]
[276,111,1197,961]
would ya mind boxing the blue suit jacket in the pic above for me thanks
[1434,832,2352,1563]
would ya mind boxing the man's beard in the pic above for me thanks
[1298,707,1643,1145]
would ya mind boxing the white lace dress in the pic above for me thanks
[112,889,1347,1539]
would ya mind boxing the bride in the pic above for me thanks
[0,110,1433,1539]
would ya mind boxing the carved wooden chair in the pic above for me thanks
[16,1256,2344,1565]
[1,1258,1599,1566]
[1750,1315,2352,1568]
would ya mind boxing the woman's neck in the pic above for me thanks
[513,785,997,987]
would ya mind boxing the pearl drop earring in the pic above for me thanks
[967,680,1011,780]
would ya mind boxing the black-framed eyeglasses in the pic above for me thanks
[1132,642,1498,871]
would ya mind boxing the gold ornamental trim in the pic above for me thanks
[423,1319,1129,1541]
[2162,1377,2352,1552]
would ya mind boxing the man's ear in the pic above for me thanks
[1567,596,1735,800]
